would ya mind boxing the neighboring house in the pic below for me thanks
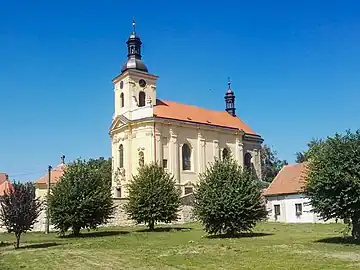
[110,21,264,198]
[264,163,337,223]
[34,160,65,199]
[0,172,12,196]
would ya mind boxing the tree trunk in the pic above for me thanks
[15,233,21,249]
[351,217,360,241]
[148,220,155,231]
[73,226,81,237]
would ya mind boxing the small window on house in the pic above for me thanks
[139,91,146,107]
[274,204,280,216]
[139,151,144,167]
[120,93,124,107]
[119,144,124,168]
[162,159,168,169]
[182,143,191,171]
[295,203,303,216]
[222,148,230,160]
[116,186,121,198]
[185,187,193,195]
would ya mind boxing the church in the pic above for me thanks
[110,22,263,198]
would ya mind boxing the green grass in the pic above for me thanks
[0,222,359,269]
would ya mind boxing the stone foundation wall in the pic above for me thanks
[29,195,196,232]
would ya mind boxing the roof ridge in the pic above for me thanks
[157,99,230,115]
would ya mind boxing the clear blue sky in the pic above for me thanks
[0,0,359,181]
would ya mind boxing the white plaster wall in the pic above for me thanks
[266,193,337,223]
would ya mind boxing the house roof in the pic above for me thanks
[153,99,258,135]
[0,181,13,196]
[0,173,13,196]
[0,173,9,185]
[264,163,308,196]
[35,164,65,185]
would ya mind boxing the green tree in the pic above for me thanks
[261,144,288,183]
[125,163,181,231]
[0,182,42,248]
[49,158,114,236]
[295,138,323,163]
[304,130,360,240]
[194,158,267,236]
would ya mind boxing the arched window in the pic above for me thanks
[222,148,230,160]
[139,151,144,167]
[139,91,146,107]
[119,144,124,168]
[182,143,191,171]
[120,93,124,108]
[244,152,252,170]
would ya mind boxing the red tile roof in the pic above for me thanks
[0,173,9,185]
[0,173,12,196]
[0,181,13,196]
[154,99,258,135]
[264,163,308,196]
[35,164,65,185]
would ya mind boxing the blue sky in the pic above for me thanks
[0,0,359,181]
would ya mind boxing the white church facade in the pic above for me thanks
[110,22,264,198]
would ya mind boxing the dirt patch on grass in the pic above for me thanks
[295,249,360,262]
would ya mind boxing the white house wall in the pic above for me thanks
[266,193,337,223]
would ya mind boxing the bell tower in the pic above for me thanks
[224,78,236,117]
[112,21,158,121]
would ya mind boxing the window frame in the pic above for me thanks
[182,143,192,171]
[274,204,281,216]
[138,91,146,107]
[295,203,303,216]
[119,144,124,168]
[120,92,124,108]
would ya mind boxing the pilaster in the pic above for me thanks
[155,130,162,164]
[213,140,219,161]
[198,131,206,173]
[169,128,180,183]
[235,137,244,169]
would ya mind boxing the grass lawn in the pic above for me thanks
[0,222,359,269]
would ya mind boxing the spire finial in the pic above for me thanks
[132,18,136,34]
[60,154,65,164]
[227,77,231,89]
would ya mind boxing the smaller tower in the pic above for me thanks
[224,78,236,116]
[121,20,148,73]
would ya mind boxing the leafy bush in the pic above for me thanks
[49,158,114,236]
[125,163,181,230]
[305,130,360,240]
[0,182,42,248]
[194,158,267,236]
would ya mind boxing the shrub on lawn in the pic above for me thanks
[125,163,181,231]
[194,158,267,236]
[49,158,114,236]
[0,182,42,248]
[305,130,360,240]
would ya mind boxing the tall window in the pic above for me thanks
[295,203,303,216]
[120,93,124,108]
[119,144,124,168]
[182,143,191,171]
[139,91,146,107]
[222,148,230,160]
[139,151,144,167]
[244,152,252,169]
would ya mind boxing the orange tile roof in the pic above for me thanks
[0,181,13,196]
[36,164,65,185]
[0,173,9,185]
[154,99,258,135]
[264,163,308,196]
